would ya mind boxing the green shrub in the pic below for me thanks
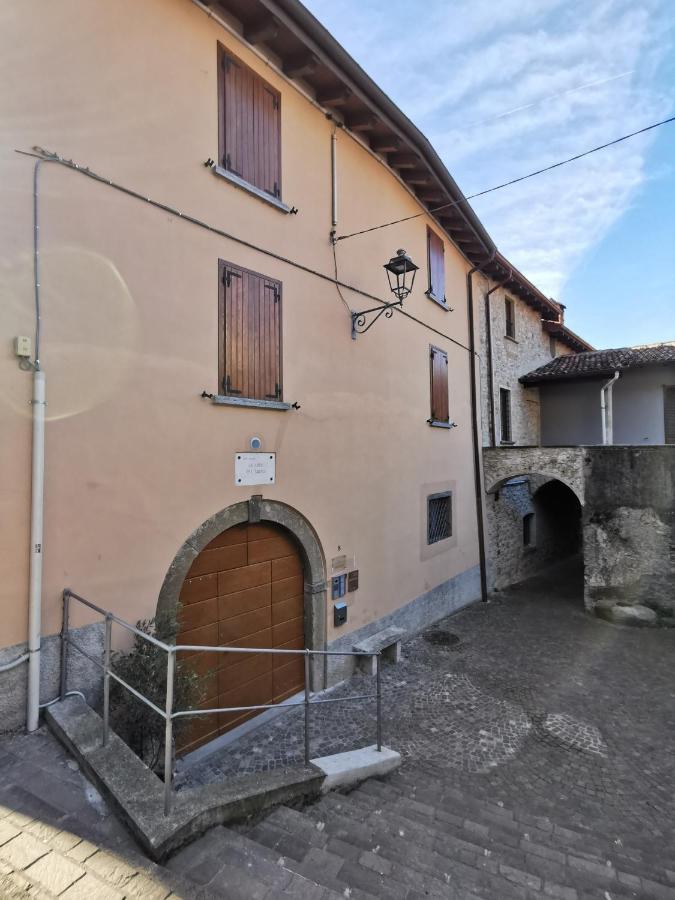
[109,606,205,773]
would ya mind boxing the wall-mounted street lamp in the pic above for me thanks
[351,249,418,339]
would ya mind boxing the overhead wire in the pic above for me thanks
[334,114,675,242]
[15,147,472,354]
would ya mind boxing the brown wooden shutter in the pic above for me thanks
[221,262,282,401]
[221,50,281,198]
[429,346,449,423]
[427,228,445,304]
[665,386,675,443]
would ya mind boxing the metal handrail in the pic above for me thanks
[59,589,383,816]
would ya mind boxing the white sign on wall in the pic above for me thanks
[235,452,276,486]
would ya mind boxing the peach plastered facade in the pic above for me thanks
[1,0,488,726]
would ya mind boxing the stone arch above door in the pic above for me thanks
[157,496,327,670]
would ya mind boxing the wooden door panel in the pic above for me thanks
[272,594,303,627]
[218,605,272,644]
[217,583,271,620]
[187,544,247,578]
[272,554,303,580]
[178,597,218,633]
[179,573,218,606]
[272,574,304,603]
[217,561,270,596]
[248,536,297,564]
[218,653,273,695]
[272,616,304,647]
[176,523,305,754]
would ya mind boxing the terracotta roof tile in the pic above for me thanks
[520,342,675,384]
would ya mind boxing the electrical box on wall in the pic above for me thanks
[331,574,347,600]
[14,336,31,358]
[334,601,347,627]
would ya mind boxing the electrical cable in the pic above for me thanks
[15,147,472,354]
[335,115,675,242]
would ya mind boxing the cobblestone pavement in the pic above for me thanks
[182,559,675,844]
[0,726,192,899]
[3,559,675,899]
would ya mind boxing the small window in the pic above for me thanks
[665,386,675,443]
[523,513,535,547]
[219,261,282,401]
[505,297,516,339]
[219,48,281,198]
[500,388,512,443]
[427,492,452,544]
[426,227,446,306]
[429,345,449,424]
[549,335,557,357]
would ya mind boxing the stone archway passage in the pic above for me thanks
[176,522,305,755]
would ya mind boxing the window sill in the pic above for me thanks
[428,419,457,429]
[213,166,292,214]
[504,334,518,344]
[425,291,451,311]
[212,395,291,411]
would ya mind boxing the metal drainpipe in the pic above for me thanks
[600,371,620,445]
[467,251,495,603]
[484,269,512,447]
[26,157,47,732]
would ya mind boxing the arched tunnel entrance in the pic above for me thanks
[486,474,583,596]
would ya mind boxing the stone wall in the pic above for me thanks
[477,276,572,448]
[483,446,586,503]
[583,446,675,625]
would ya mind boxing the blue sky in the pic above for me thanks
[304,0,675,349]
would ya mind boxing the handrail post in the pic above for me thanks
[303,651,311,766]
[163,648,175,817]
[102,613,112,746]
[59,590,70,701]
[375,652,382,751]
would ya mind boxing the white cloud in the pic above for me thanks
[305,0,674,298]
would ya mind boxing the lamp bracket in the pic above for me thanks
[351,300,402,340]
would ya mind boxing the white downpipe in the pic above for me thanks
[600,371,620,445]
[26,368,46,731]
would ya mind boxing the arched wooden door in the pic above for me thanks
[176,522,305,755]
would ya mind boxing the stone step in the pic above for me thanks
[370,771,675,877]
[266,799,561,900]
[306,788,675,900]
[166,824,333,899]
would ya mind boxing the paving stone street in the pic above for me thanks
[2,560,675,898]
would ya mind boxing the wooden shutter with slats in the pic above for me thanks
[219,261,282,402]
[221,48,281,198]
[665,386,675,443]
[429,345,449,423]
[427,228,445,305]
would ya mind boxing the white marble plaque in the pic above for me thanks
[235,452,276,486]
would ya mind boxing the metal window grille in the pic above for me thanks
[427,492,452,544]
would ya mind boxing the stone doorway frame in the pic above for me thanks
[157,495,327,690]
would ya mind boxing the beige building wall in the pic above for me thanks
[0,0,480,677]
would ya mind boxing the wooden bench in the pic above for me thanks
[352,626,405,675]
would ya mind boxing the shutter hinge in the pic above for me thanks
[273,181,280,198]
[223,375,241,395]
[266,383,282,400]
[225,152,232,170]
[272,96,279,110]
[224,268,242,287]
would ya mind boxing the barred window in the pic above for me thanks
[427,492,452,544]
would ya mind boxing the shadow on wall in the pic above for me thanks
[488,477,582,594]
